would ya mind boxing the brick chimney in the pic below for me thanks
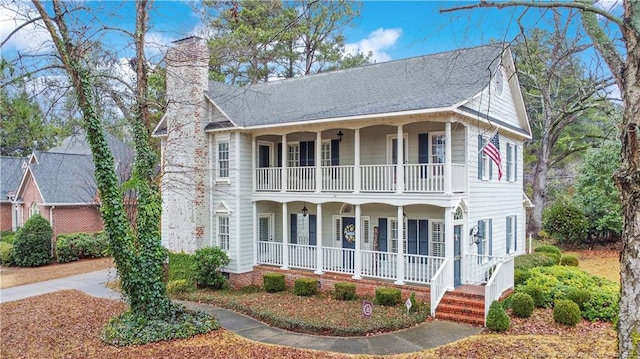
[161,36,211,253]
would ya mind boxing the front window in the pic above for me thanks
[506,215,516,254]
[477,219,491,262]
[29,202,38,218]
[218,141,229,179]
[431,134,446,164]
[218,215,230,251]
[431,221,445,257]
[506,143,516,182]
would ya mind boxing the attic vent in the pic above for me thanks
[340,204,353,214]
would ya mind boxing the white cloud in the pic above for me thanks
[345,28,402,63]
[144,32,172,61]
[0,2,52,53]
[595,0,623,11]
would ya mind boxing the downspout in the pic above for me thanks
[49,205,56,257]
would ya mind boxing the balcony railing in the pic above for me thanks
[256,163,466,194]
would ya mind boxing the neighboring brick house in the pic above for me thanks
[4,132,133,238]
[0,156,26,231]
[155,37,533,325]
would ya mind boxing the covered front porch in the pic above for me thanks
[251,200,514,323]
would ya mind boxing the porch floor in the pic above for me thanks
[452,285,485,296]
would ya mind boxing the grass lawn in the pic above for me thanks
[564,249,620,283]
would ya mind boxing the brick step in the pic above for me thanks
[436,303,485,317]
[438,296,485,309]
[434,312,485,326]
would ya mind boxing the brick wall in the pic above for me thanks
[0,203,12,231]
[50,205,103,237]
[228,265,431,302]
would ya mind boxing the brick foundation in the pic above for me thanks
[227,265,431,302]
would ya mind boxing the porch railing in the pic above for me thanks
[256,168,282,191]
[404,254,445,284]
[288,243,317,270]
[360,250,397,280]
[257,241,283,266]
[484,257,514,324]
[404,164,444,192]
[430,258,451,317]
[287,167,316,191]
[322,247,355,274]
[464,254,509,284]
[360,164,396,192]
[321,165,354,192]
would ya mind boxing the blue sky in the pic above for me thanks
[0,1,623,66]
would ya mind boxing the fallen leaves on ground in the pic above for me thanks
[0,290,617,359]
[0,257,114,289]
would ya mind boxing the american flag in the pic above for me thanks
[483,131,502,180]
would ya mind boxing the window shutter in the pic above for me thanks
[506,216,511,254]
[309,214,317,246]
[378,218,388,252]
[477,220,484,255]
[418,220,429,255]
[489,218,493,257]
[290,213,297,244]
[334,217,341,242]
[407,219,418,254]
[514,145,518,181]
[477,135,483,179]
[506,143,512,181]
[363,218,370,243]
[277,143,282,167]
[514,215,518,252]
[331,140,340,166]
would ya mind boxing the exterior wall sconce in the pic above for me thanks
[336,130,344,142]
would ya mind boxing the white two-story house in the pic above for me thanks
[155,37,532,324]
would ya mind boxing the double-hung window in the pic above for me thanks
[506,215,517,254]
[431,221,445,257]
[218,215,230,252]
[477,219,492,263]
[217,141,229,179]
[389,219,407,253]
[506,143,517,182]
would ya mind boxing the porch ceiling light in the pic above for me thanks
[336,130,344,142]
[302,205,308,217]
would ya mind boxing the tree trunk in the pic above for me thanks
[530,129,551,235]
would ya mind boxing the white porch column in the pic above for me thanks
[281,135,287,193]
[281,202,289,269]
[252,201,258,265]
[396,125,404,194]
[444,122,452,194]
[444,207,455,290]
[395,205,405,285]
[316,132,322,193]
[252,136,256,192]
[315,203,324,274]
[353,204,362,279]
[354,128,361,193]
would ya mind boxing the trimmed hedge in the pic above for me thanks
[374,287,401,306]
[55,232,108,263]
[193,247,230,289]
[540,251,561,265]
[334,282,357,301]
[510,292,534,318]
[534,245,561,255]
[565,287,590,311]
[553,299,581,326]
[0,242,14,265]
[263,273,286,293]
[486,301,510,331]
[514,253,557,271]
[294,277,317,297]
[13,215,52,267]
[560,255,579,267]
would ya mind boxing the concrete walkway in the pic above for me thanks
[0,269,482,355]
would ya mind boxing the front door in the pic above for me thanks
[342,217,355,271]
[454,224,462,287]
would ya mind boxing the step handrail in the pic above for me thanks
[430,258,450,317]
[483,257,515,324]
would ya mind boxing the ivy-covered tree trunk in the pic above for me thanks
[31,0,172,319]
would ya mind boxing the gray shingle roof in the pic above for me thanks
[28,152,98,203]
[0,157,26,201]
[206,44,504,127]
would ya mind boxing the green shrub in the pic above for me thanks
[539,251,561,264]
[514,253,557,271]
[0,231,16,244]
[167,279,195,294]
[542,201,588,246]
[13,215,52,267]
[192,246,230,289]
[520,284,548,307]
[408,292,428,314]
[565,287,590,311]
[486,301,510,331]
[583,290,618,322]
[101,305,219,346]
[168,252,196,282]
[514,269,531,286]
[560,255,579,267]
[294,277,317,297]
[334,282,357,300]
[510,292,534,318]
[374,287,401,306]
[534,245,561,255]
[0,242,14,265]
[55,232,109,263]
[263,273,286,293]
[553,299,581,326]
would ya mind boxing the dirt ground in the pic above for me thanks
[0,257,114,289]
